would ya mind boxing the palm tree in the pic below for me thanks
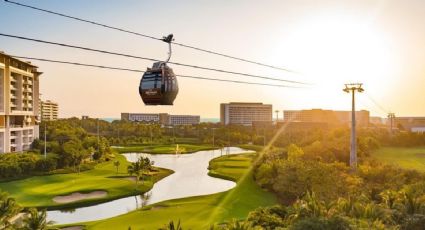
[139,157,154,185]
[22,208,53,230]
[0,194,21,228]
[127,156,153,187]
[159,220,183,230]
[114,160,121,174]
[127,164,139,186]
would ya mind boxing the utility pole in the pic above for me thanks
[388,113,395,134]
[227,131,230,155]
[172,126,175,144]
[97,118,100,154]
[275,110,279,122]
[212,128,216,148]
[150,126,153,144]
[343,83,364,171]
[44,121,47,159]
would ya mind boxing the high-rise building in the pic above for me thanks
[283,109,370,127]
[40,100,58,121]
[220,102,272,126]
[121,113,200,126]
[0,52,40,153]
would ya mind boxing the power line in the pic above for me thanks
[0,33,308,85]
[11,55,304,88]
[3,0,297,73]
[364,92,389,114]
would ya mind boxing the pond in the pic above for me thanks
[47,147,253,225]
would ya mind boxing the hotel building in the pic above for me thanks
[220,102,273,126]
[392,117,425,132]
[40,100,58,121]
[121,113,200,126]
[283,109,370,127]
[0,52,40,153]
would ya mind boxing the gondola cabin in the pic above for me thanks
[139,61,178,105]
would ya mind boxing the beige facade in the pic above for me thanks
[40,100,58,121]
[0,52,40,153]
[284,109,370,127]
[220,102,273,126]
[121,113,200,126]
[392,117,425,132]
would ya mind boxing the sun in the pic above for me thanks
[268,16,397,111]
[276,16,395,85]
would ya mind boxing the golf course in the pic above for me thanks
[71,152,277,229]
[113,143,216,154]
[372,146,425,171]
[0,153,172,209]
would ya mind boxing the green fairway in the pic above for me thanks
[0,153,172,209]
[113,143,216,154]
[80,153,277,229]
[372,147,425,171]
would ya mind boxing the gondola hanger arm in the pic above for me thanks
[162,34,174,63]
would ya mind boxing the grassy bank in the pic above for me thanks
[79,153,277,229]
[113,143,216,154]
[372,146,425,171]
[0,153,173,210]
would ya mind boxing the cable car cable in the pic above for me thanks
[3,0,297,73]
[11,55,305,88]
[0,33,308,85]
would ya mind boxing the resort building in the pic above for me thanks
[0,52,40,153]
[121,113,200,126]
[283,109,370,127]
[220,102,273,126]
[40,100,58,121]
[392,117,425,132]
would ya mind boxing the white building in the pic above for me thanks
[40,100,58,121]
[121,113,160,123]
[0,52,40,153]
[168,115,200,126]
[121,113,200,126]
[220,102,272,126]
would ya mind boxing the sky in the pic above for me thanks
[0,0,424,119]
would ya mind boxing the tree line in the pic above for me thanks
[0,119,112,180]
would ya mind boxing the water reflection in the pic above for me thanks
[47,147,252,224]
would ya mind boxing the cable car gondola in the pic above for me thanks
[139,34,179,105]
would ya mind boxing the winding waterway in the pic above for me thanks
[46,147,252,224]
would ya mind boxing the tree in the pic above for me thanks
[287,144,304,161]
[114,160,121,174]
[22,208,53,230]
[127,156,153,186]
[159,220,183,230]
[0,191,21,229]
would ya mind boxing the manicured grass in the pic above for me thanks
[80,153,277,229]
[0,153,173,209]
[372,147,425,171]
[113,144,216,154]
[238,144,265,152]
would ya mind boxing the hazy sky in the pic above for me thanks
[1,0,424,118]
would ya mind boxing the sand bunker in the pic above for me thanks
[61,226,83,230]
[53,191,107,204]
